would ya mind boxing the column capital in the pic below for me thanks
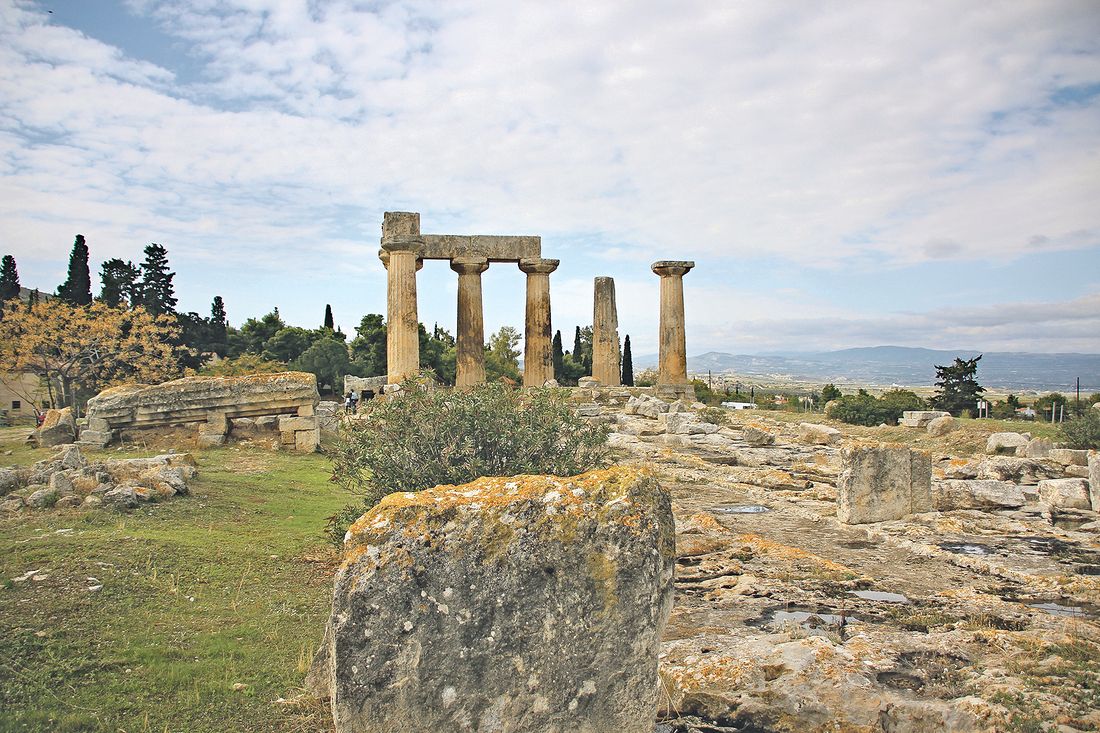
[450,257,489,276]
[651,260,694,278]
[379,249,424,271]
[381,237,424,253]
[519,258,559,275]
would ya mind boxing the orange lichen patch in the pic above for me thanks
[677,535,732,558]
[342,467,675,570]
[731,534,857,576]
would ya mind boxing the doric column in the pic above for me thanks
[592,277,620,386]
[381,212,424,384]
[450,257,490,387]
[519,258,559,387]
[651,261,694,390]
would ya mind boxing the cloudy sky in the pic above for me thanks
[2,0,1098,358]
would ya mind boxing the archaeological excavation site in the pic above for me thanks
[2,212,1098,733]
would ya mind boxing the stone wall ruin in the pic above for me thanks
[80,372,321,452]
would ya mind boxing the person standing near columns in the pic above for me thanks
[592,277,620,386]
[381,212,424,384]
[651,261,694,400]
[519,258,559,387]
[450,257,490,387]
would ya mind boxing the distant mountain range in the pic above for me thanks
[632,346,1100,393]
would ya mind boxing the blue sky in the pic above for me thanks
[2,0,1098,357]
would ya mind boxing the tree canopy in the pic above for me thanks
[0,298,180,409]
[929,355,984,416]
[1,255,21,302]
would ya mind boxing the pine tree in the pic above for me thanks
[929,355,985,416]
[621,334,634,386]
[552,330,564,380]
[98,258,140,307]
[324,304,334,330]
[57,235,92,305]
[138,243,177,315]
[0,255,19,301]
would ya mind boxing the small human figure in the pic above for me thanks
[344,393,353,414]
[350,390,359,413]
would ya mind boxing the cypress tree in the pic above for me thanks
[324,304,334,330]
[57,235,92,305]
[138,243,177,315]
[552,330,564,380]
[573,326,582,360]
[621,334,634,386]
[98,258,140,307]
[210,296,228,356]
[0,255,19,301]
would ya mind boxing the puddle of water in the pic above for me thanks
[772,610,848,627]
[938,542,991,556]
[850,590,909,603]
[1022,600,1100,620]
[709,505,771,514]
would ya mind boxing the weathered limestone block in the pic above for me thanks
[741,424,775,447]
[1021,437,1053,459]
[898,410,951,428]
[574,403,602,418]
[973,457,1054,484]
[933,480,1025,511]
[30,446,87,485]
[926,415,957,437]
[798,423,840,445]
[986,432,1029,454]
[666,412,718,435]
[36,407,76,447]
[577,376,601,388]
[838,443,932,524]
[1089,452,1099,513]
[311,467,675,733]
[1037,478,1092,510]
[295,428,320,452]
[1049,448,1089,467]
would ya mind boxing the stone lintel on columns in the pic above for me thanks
[651,260,695,276]
[423,235,541,262]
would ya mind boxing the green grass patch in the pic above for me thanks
[0,446,347,732]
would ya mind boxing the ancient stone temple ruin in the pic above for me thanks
[379,212,558,387]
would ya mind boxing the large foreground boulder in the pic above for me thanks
[309,467,676,733]
[838,443,932,524]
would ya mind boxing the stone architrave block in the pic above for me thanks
[837,443,932,524]
[986,432,1028,454]
[798,423,840,445]
[1089,452,1099,511]
[310,467,675,733]
[1037,478,1092,510]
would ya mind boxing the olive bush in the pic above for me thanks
[1059,406,1100,450]
[326,381,610,544]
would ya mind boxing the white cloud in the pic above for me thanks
[1,0,1098,352]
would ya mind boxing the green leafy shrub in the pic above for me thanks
[1059,407,1100,450]
[327,381,610,544]
[827,389,924,427]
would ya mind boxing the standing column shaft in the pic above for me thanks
[381,212,424,384]
[519,258,559,387]
[651,261,694,386]
[450,257,490,387]
[592,277,620,386]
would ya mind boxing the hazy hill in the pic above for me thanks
[633,346,1100,392]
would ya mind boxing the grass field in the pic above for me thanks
[0,444,347,733]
